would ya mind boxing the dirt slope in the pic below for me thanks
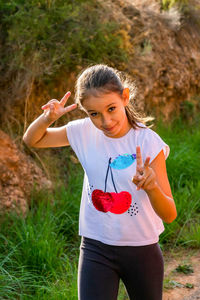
[99,0,200,119]
[0,130,51,214]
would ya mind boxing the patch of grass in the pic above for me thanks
[164,279,194,290]
[164,278,194,290]
[175,264,194,274]
[185,283,194,289]
[0,115,200,298]
[156,116,200,189]
[155,115,200,248]
[0,155,83,299]
[181,222,200,248]
[118,280,129,300]
[164,279,185,289]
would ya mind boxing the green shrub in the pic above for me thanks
[161,0,188,10]
[0,0,128,80]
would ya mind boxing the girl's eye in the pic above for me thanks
[108,106,116,112]
[90,112,98,117]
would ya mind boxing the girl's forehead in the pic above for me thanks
[83,92,122,111]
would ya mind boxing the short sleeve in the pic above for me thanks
[140,127,170,164]
[65,117,91,163]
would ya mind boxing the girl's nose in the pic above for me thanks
[101,115,112,128]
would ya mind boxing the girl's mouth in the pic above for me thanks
[103,124,116,132]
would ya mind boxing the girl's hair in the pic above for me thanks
[75,64,154,129]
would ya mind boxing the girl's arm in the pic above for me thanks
[23,92,77,148]
[145,150,177,223]
[132,147,177,224]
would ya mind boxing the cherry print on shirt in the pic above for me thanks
[91,156,135,214]
[92,190,113,212]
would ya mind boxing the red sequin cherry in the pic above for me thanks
[92,190,113,212]
[110,191,132,214]
[92,190,131,214]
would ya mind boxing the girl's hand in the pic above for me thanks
[41,91,77,123]
[132,146,157,191]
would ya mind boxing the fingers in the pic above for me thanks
[144,156,150,168]
[132,175,146,190]
[133,147,153,191]
[41,91,77,113]
[136,146,144,175]
[41,99,59,110]
[132,176,138,186]
[140,173,156,191]
[64,103,77,113]
[142,173,154,189]
[132,170,156,191]
[136,147,151,173]
[136,146,143,168]
[137,178,146,190]
[60,91,71,106]
[49,103,55,113]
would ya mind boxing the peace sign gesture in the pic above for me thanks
[132,146,157,191]
[41,91,77,123]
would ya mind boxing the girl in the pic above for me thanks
[23,64,177,300]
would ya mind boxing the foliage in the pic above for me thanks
[0,0,127,76]
[0,154,82,299]
[175,264,194,274]
[164,277,194,290]
[0,0,128,121]
[156,115,200,247]
[164,279,185,289]
[161,0,188,10]
[0,115,200,298]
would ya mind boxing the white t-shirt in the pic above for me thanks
[66,117,169,246]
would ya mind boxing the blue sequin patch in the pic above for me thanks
[110,154,136,170]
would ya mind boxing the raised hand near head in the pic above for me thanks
[41,91,77,123]
[132,146,157,191]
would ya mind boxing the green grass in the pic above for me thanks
[0,116,200,298]
[175,264,194,274]
[0,158,82,299]
[156,116,200,248]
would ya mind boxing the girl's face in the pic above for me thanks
[82,88,131,138]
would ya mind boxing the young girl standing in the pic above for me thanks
[23,64,177,300]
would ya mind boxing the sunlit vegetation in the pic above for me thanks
[0,115,200,298]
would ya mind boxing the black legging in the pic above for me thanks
[78,237,164,300]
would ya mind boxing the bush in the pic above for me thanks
[161,0,188,10]
[0,0,129,122]
[0,0,127,79]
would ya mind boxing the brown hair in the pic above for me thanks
[75,64,153,129]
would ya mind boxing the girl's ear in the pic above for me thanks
[122,88,130,106]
